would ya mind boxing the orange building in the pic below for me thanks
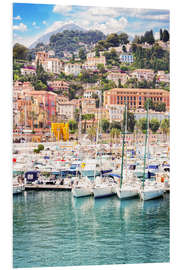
[104,88,170,111]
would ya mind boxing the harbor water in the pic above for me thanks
[13,191,170,268]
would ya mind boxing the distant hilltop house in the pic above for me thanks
[86,51,104,58]
[130,69,155,81]
[119,53,134,64]
[64,63,82,76]
[156,71,170,84]
[108,44,132,54]
[83,56,106,71]
[20,67,36,76]
[107,72,129,86]
[83,89,101,98]
[47,80,70,92]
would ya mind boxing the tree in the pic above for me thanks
[144,30,155,45]
[87,126,97,142]
[97,64,106,74]
[125,111,136,133]
[144,99,154,110]
[118,33,129,45]
[106,33,120,47]
[110,121,121,130]
[13,43,29,60]
[149,118,160,133]
[160,29,163,40]
[162,29,169,42]
[160,118,170,141]
[110,128,120,143]
[138,118,147,134]
[79,48,86,61]
[100,119,110,133]
[68,120,78,133]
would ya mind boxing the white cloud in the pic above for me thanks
[32,22,36,26]
[42,20,47,25]
[53,5,72,14]
[13,15,21,20]
[89,17,128,34]
[13,23,27,32]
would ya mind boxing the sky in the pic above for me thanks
[13,3,170,48]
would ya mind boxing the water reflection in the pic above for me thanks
[13,191,169,268]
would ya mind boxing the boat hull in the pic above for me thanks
[93,186,116,199]
[139,189,164,201]
[72,187,92,198]
[116,188,139,199]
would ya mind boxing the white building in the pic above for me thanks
[107,72,129,86]
[119,54,134,64]
[43,58,64,74]
[134,111,170,122]
[106,104,125,123]
[83,89,101,98]
[20,68,36,76]
[64,63,82,76]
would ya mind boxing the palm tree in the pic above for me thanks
[160,119,170,142]
[87,126,97,142]
[110,128,120,144]
[30,111,38,130]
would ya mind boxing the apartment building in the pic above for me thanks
[104,88,170,110]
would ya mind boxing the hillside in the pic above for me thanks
[29,29,106,58]
[29,23,86,49]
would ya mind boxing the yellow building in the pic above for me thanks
[51,123,69,141]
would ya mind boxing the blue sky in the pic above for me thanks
[13,3,170,47]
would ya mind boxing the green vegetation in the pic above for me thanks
[95,32,129,51]
[149,118,160,133]
[144,99,166,112]
[103,49,120,66]
[133,30,155,45]
[132,43,169,72]
[78,48,87,61]
[38,144,44,151]
[122,111,136,133]
[82,114,95,120]
[68,120,78,134]
[160,29,169,42]
[13,43,29,60]
[49,30,106,54]
[100,119,110,133]
[33,144,44,153]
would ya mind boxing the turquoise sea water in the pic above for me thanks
[13,191,169,268]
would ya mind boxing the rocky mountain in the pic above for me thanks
[29,23,86,49]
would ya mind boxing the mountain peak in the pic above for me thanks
[29,23,86,49]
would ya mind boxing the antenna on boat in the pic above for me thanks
[120,103,127,189]
[142,100,149,189]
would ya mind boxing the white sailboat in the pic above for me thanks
[139,101,164,201]
[116,103,139,200]
[92,176,117,198]
[72,176,93,198]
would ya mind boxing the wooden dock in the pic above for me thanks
[25,184,72,191]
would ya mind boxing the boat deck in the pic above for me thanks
[25,184,72,191]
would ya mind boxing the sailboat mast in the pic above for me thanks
[142,101,149,188]
[120,103,127,188]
